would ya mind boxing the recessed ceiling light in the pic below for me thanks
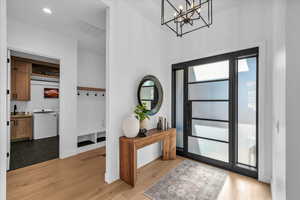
[43,8,52,15]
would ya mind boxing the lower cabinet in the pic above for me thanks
[11,117,33,141]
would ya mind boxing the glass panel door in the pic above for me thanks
[174,69,184,150]
[172,47,259,178]
[237,56,257,169]
[187,60,230,163]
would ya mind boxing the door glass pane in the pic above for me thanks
[188,60,229,82]
[189,81,229,100]
[192,102,228,121]
[175,70,184,148]
[192,120,229,142]
[188,136,229,162]
[237,57,257,167]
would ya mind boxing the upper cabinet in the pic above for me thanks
[11,58,32,101]
[31,61,59,79]
[11,56,60,101]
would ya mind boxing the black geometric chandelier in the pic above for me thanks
[161,0,213,37]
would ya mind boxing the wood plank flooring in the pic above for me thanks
[7,147,271,200]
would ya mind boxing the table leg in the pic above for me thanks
[169,131,176,160]
[162,136,170,160]
[120,141,137,186]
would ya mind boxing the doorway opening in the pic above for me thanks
[8,50,60,170]
[172,47,259,178]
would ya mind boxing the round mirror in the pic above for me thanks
[137,75,163,116]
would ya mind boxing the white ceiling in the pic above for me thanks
[8,0,107,55]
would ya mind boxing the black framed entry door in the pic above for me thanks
[172,47,259,178]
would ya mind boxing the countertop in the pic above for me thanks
[11,113,33,119]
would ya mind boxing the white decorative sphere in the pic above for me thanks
[122,115,140,138]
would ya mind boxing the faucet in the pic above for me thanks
[13,105,17,115]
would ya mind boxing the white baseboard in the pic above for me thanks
[259,173,271,184]
[105,173,119,184]
[60,150,77,159]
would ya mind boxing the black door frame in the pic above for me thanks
[171,47,259,178]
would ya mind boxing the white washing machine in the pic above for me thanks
[33,110,58,140]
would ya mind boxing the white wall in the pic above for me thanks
[169,0,273,182]
[77,48,105,88]
[77,47,106,135]
[286,1,300,200]
[7,18,78,159]
[271,0,286,199]
[106,0,174,182]
[11,81,59,113]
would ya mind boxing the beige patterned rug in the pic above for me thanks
[144,160,227,200]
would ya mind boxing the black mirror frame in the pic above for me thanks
[137,75,163,116]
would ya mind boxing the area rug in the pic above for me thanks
[144,160,227,200]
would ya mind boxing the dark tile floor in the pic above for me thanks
[10,136,59,171]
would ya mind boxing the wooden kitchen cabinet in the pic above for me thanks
[11,58,32,101]
[11,116,33,141]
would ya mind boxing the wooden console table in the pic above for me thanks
[120,128,176,186]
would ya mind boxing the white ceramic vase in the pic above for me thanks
[122,115,140,138]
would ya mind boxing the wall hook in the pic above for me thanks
[77,92,80,96]
[86,93,89,96]
[95,93,98,97]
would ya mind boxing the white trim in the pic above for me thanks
[0,0,7,199]
[7,47,62,61]
[6,50,11,171]
[102,0,114,184]
[257,41,271,183]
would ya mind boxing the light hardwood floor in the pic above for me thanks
[7,147,271,200]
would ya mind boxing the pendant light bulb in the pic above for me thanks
[179,5,184,11]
